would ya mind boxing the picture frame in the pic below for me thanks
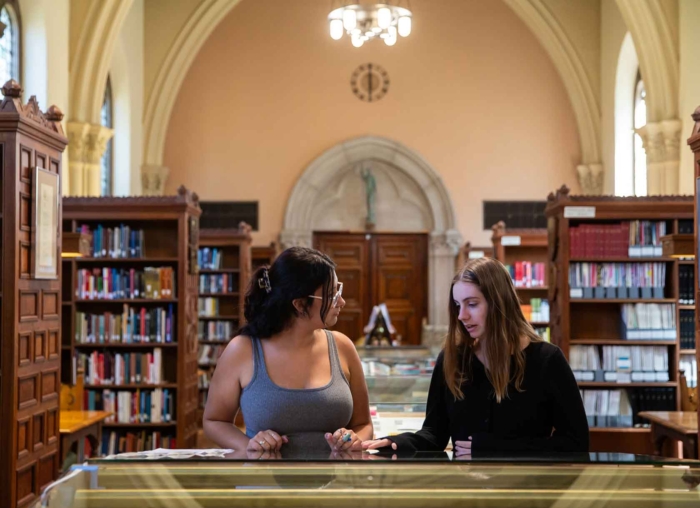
[32,166,60,279]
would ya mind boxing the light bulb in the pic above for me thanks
[388,26,397,37]
[330,19,344,40]
[343,9,357,31]
[351,35,364,48]
[377,7,392,29]
[398,16,411,37]
[384,34,396,46]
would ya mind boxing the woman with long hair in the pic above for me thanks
[203,247,372,455]
[363,257,588,456]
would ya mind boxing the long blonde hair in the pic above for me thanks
[443,257,542,402]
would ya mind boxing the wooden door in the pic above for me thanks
[313,232,428,345]
[373,234,428,345]
[313,233,371,342]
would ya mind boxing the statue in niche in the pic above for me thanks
[361,165,377,230]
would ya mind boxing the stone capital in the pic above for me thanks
[141,165,170,196]
[66,122,113,196]
[576,163,604,195]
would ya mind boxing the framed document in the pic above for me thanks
[32,167,59,279]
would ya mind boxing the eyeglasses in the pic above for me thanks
[308,282,343,307]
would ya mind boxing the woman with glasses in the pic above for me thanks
[203,246,373,456]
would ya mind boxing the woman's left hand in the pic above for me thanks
[325,428,362,451]
[454,438,472,457]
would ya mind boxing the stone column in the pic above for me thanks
[423,229,462,349]
[636,119,682,195]
[576,163,604,195]
[66,122,113,196]
[141,164,171,196]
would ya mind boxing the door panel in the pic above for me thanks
[313,233,370,341]
[373,235,428,345]
[314,232,428,345]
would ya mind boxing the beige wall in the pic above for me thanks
[163,0,581,245]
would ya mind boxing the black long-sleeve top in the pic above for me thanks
[388,341,589,453]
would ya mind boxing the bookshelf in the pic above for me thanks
[197,226,252,424]
[252,242,277,271]
[0,81,68,508]
[688,106,700,457]
[456,241,494,270]
[545,186,693,454]
[491,222,550,341]
[62,188,202,454]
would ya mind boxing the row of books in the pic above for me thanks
[679,357,698,388]
[569,263,667,292]
[570,345,670,382]
[199,274,238,294]
[679,265,695,304]
[85,388,175,423]
[521,298,549,323]
[198,248,231,270]
[198,344,225,366]
[533,327,550,342]
[199,298,224,317]
[581,387,676,428]
[581,389,632,428]
[80,349,164,386]
[75,306,175,344]
[198,320,234,342]
[79,224,146,259]
[504,261,546,288]
[568,221,667,259]
[680,309,696,350]
[76,267,176,300]
[101,431,174,456]
[620,303,676,340]
[198,369,212,390]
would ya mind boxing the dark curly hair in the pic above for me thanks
[237,247,337,338]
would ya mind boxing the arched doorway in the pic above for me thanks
[281,136,462,341]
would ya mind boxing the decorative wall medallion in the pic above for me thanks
[351,63,389,102]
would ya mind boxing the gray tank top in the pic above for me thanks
[240,330,354,454]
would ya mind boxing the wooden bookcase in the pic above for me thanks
[491,222,550,338]
[456,241,494,270]
[0,81,68,508]
[61,188,202,453]
[688,107,700,458]
[197,225,252,423]
[545,186,693,454]
[252,242,277,271]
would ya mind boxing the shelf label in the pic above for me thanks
[468,250,485,259]
[570,288,583,298]
[501,236,521,246]
[564,206,596,218]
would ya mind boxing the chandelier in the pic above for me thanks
[328,2,413,47]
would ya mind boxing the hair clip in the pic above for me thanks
[258,268,272,293]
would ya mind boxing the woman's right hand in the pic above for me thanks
[246,430,288,452]
[361,438,397,451]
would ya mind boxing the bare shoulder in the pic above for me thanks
[330,330,360,359]
[218,334,254,366]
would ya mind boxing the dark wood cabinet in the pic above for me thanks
[313,232,427,345]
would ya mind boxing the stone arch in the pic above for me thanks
[69,0,134,124]
[502,0,601,166]
[280,136,462,333]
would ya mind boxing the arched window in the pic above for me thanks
[100,76,114,196]
[632,73,647,196]
[0,1,21,85]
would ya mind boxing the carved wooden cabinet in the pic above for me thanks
[0,81,68,508]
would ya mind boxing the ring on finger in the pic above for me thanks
[259,440,266,447]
